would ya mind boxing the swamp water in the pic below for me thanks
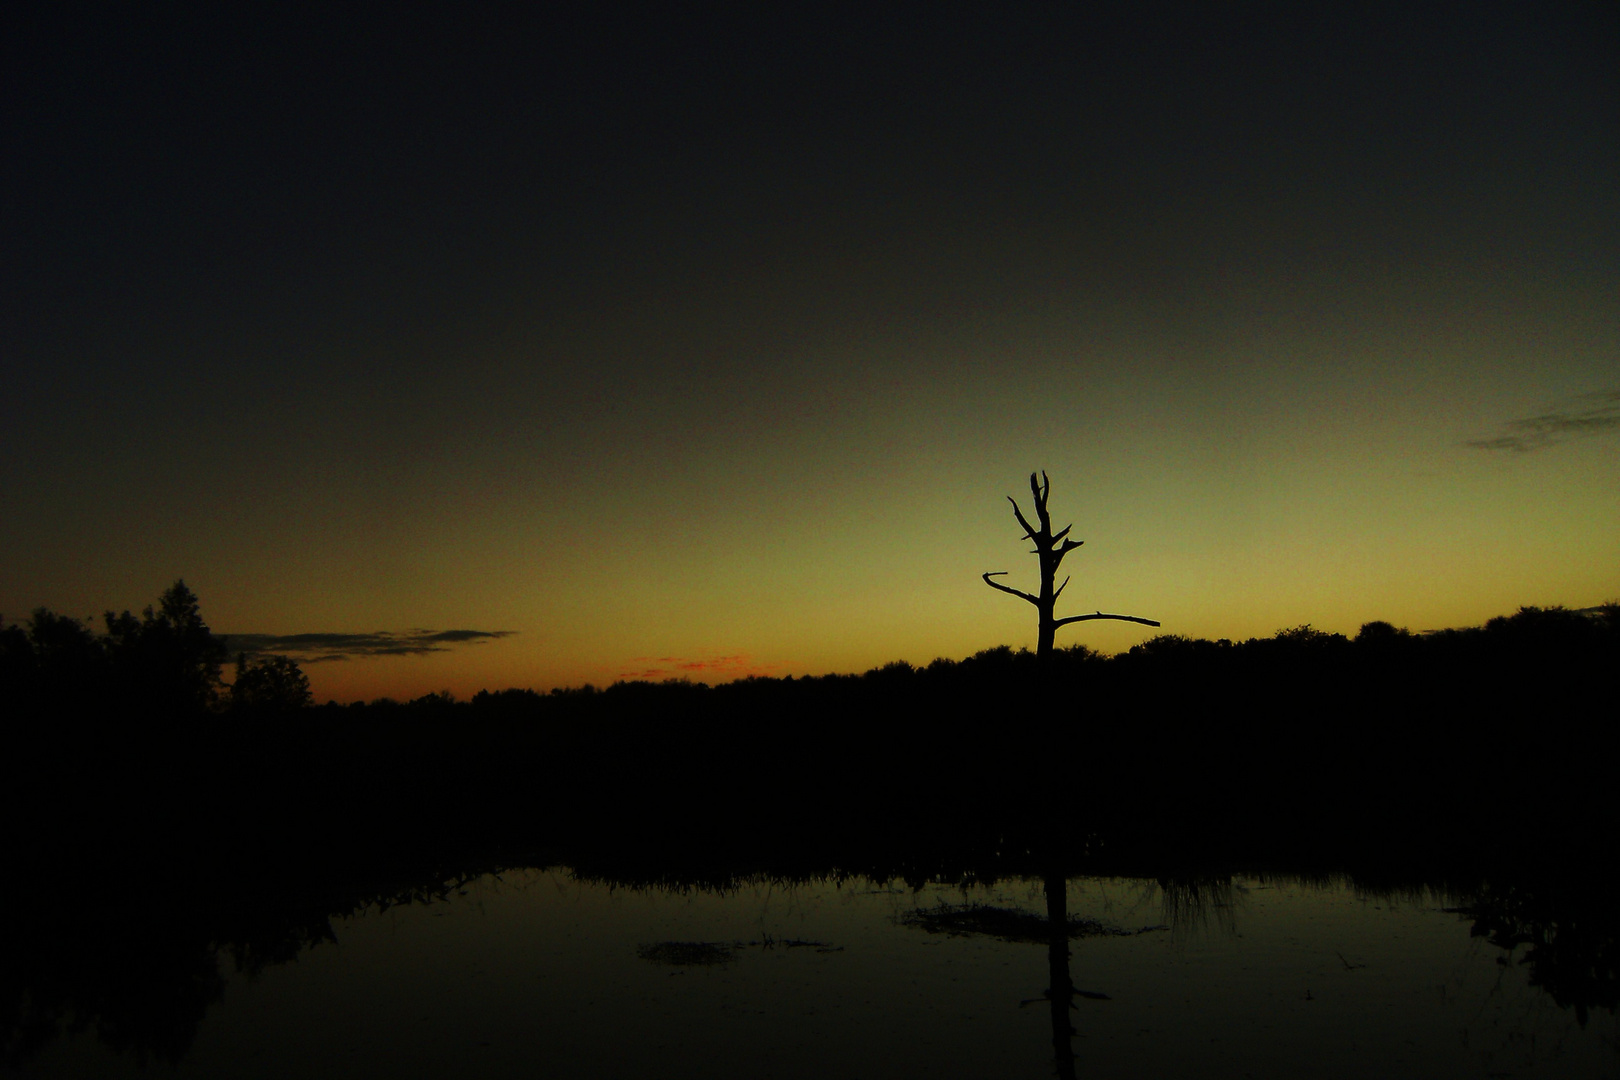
[13,871,1615,1079]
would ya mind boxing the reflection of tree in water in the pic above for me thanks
[1041,872,1082,1080]
[901,872,1168,1080]
[0,870,482,1069]
[1,898,229,1068]
[1455,878,1619,1028]
[2,939,219,1066]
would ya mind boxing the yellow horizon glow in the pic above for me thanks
[6,269,1616,705]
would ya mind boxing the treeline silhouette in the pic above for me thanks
[4,582,1616,883]
[1,580,309,723]
[3,583,1617,1066]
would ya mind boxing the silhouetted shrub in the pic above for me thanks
[230,654,312,715]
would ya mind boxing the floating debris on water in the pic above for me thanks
[899,903,1166,944]
[636,942,741,966]
[637,937,844,965]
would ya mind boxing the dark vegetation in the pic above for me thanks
[3,582,1617,1066]
[4,581,1617,877]
[7,581,1615,878]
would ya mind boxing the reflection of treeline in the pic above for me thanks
[3,855,1615,1069]
[1456,876,1620,1028]
[0,854,488,1069]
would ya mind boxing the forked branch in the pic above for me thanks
[1030,471,1053,532]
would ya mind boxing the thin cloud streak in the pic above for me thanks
[225,629,516,663]
[616,653,780,682]
[1466,390,1620,453]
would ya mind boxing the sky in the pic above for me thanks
[4,3,1617,702]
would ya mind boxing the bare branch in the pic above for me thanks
[1053,575,1071,602]
[1051,537,1084,569]
[1053,612,1161,628]
[1007,496,1040,544]
[982,571,1040,607]
[1051,524,1072,544]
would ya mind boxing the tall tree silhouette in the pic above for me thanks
[983,472,1159,664]
[102,580,228,716]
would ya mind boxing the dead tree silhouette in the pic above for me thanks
[983,471,1159,665]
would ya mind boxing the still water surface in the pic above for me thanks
[20,871,1615,1078]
